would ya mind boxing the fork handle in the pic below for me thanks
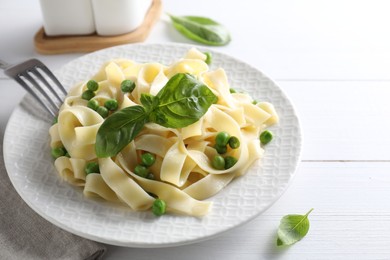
[0,59,10,70]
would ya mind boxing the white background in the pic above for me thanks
[1,0,390,259]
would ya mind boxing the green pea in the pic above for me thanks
[85,162,100,175]
[212,155,225,170]
[229,88,237,94]
[224,156,238,169]
[134,165,149,178]
[141,153,156,167]
[260,130,273,145]
[96,106,109,118]
[87,99,99,111]
[104,99,118,111]
[152,199,166,216]
[214,144,227,154]
[52,116,58,125]
[204,52,212,65]
[81,90,95,100]
[121,79,136,93]
[228,136,240,149]
[215,131,231,147]
[252,100,258,105]
[87,80,99,91]
[51,147,67,159]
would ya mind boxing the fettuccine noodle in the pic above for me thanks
[49,48,279,217]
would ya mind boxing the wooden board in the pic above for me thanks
[34,0,162,54]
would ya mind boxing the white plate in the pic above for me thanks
[3,43,302,247]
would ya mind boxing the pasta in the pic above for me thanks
[49,48,279,217]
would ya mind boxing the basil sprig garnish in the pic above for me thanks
[169,15,231,46]
[276,208,314,246]
[95,106,148,158]
[95,73,218,158]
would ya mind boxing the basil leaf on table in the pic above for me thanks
[169,15,231,46]
[95,106,148,158]
[95,73,218,158]
[276,208,314,246]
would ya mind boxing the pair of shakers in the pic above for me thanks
[39,0,152,36]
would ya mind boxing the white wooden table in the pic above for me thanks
[2,0,390,259]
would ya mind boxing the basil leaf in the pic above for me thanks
[140,94,168,124]
[95,73,217,157]
[153,73,218,128]
[169,15,231,46]
[277,208,314,246]
[95,105,148,157]
[140,93,158,112]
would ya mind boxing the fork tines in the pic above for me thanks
[4,59,67,117]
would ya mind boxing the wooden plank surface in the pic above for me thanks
[1,0,390,80]
[105,162,390,259]
[1,0,390,259]
[280,80,390,160]
[2,79,389,159]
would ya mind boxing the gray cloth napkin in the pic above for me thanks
[0,141,106,260]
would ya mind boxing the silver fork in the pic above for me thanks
[0,59,67,117]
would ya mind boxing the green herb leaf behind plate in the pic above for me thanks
[277,208,314,246]
[169,15,231,46]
